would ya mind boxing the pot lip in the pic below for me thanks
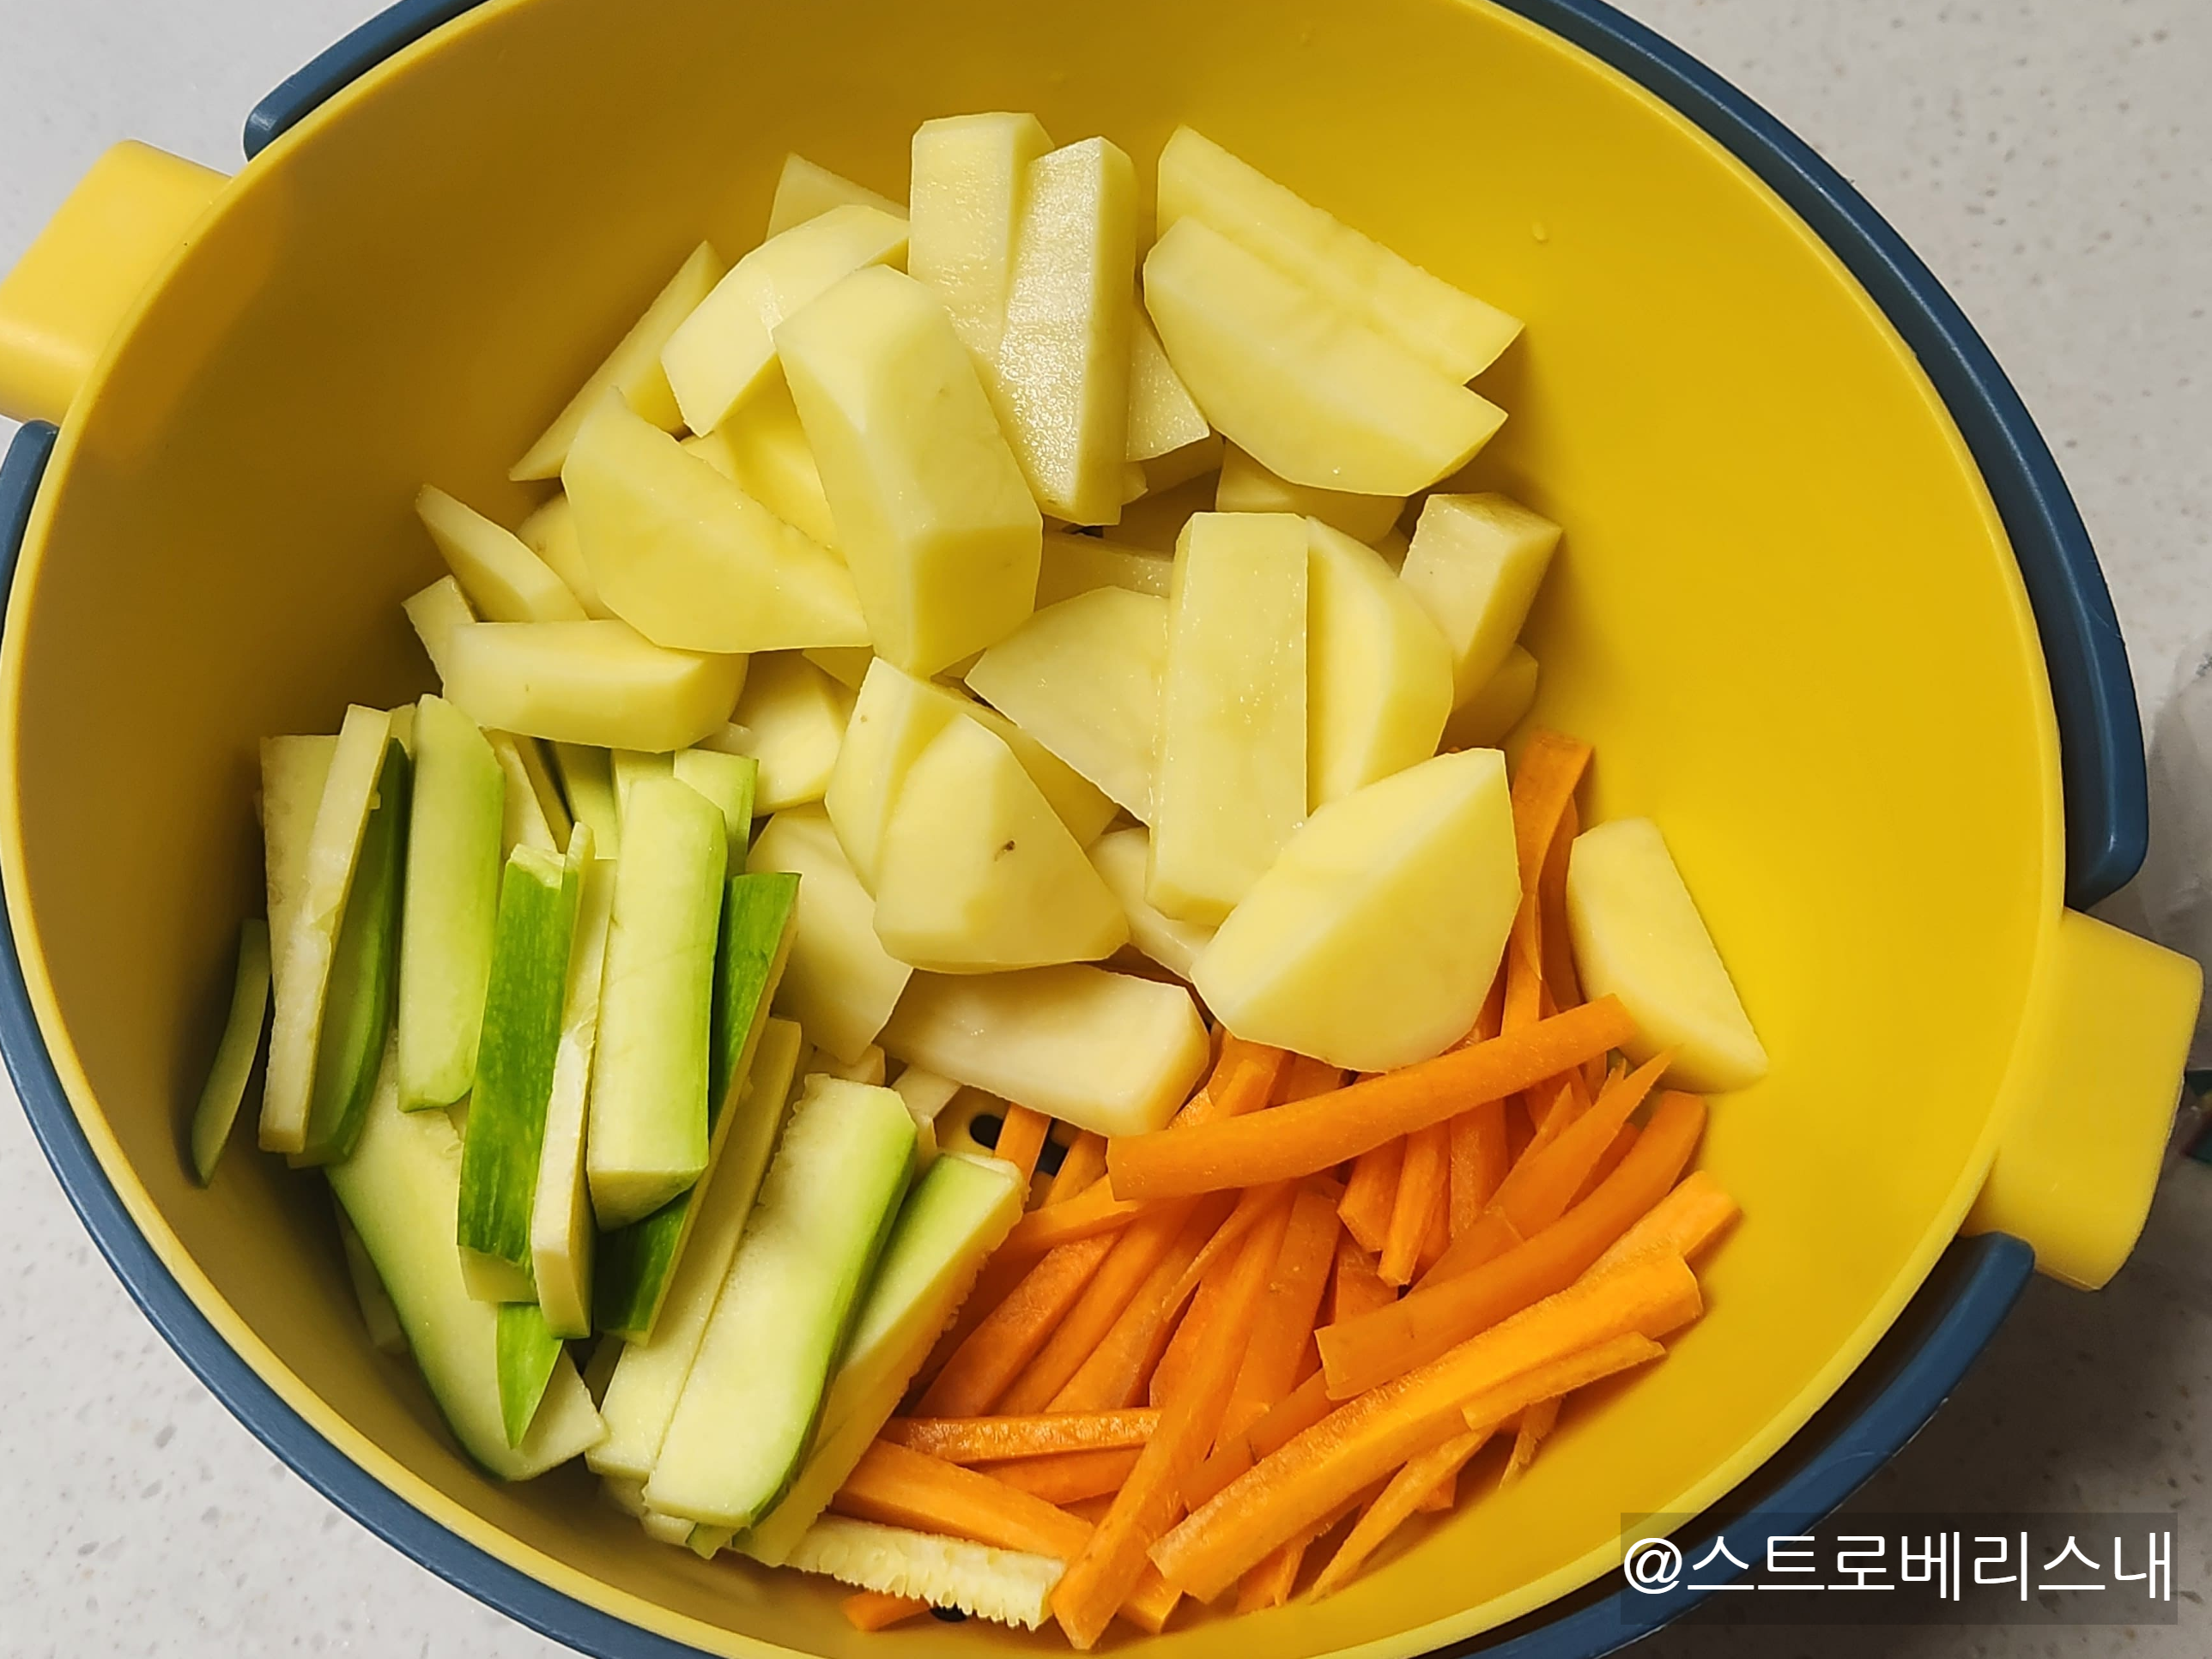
[0,0,2133,1654]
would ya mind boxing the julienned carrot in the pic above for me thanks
[994,1105,1053,1188]
[1417,1190,1450,1279]
[1047,1131,1111,1206]
[1538,794,1583,1009]
[1119,1564,1183,1634]
[1272,1052,1344,1105]
[985,1446,1143,1505]
[1051,1198,1294,1649]
[1411,1456,1459,1513]
[1501,897,1544,1034]
[1051,1198,1232,1413]
[1235,1484,1379,1612]
[918,1231,1120,1417]
[1318,1093,1706,1397]
[1380,1123,1449,1287]
[997,1177,1145,1259]
[882,1410,1161,1463]
[1308,1429,1491,1599]
[1203,1033,1288,1123]
[1337,1138,1403,1253]
[1509,730,1593,891]
[1164,1179,1297,1329]
[1328,1233,1397,1327]
[1247,1370,1334,1460]
[1218,1184,1341,1445]
[912,1248,1031,1396]
[1000,1202,1196,1414]
[1152,1197,1285,1408]
[1591,1169,1741,1274]
[1448,1102,1506,1241]
[1151,1255,1700,1604]
[1458,1333,1664,1435]
[843,1590,930,1631]
[1497,1396,1561,1490]
[1523,1063,1593,1152]
[1066,1493,1119,1527]
[833,1439,1094,1561]
[1108,1000,1637,1201]
[1572,1124,1639,1208]
[1425,1051,1671,1286]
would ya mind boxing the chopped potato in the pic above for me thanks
[1442,644,1540,750]
[682,376,840,551]
[726,651,856,811]
[1306,520,1453,807]
[441,620,746,753]
[907,112,1055,379]
[766,153,905,239]
[1399,492,1561,705]
[1215,443,1403,545]
[1125,304,1210,464]
[1033,530,1173,609]
[416,487,585,624]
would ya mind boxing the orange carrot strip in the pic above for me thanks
[1118,1563,1184,1634]
[1501,897,1545,1034]
[997,1177,1145,1259]
[842,1590,930,1631]
[1452,963,1509,1052]
[1217,1185,1342,1444]
[1238,1535,1307,1613]
[1411,1459,1459,1513]
[1065,1493,1119,1527]
[1109,1000,1636,1201]
[1447,1100,1508,1241]
[999,1202,1195,1414]
[1538,795,1583,1008]
[992,1105,1053,1188]
[1309,1429,1493,1598]
[1052,1196,1233,1412]
[883,1410,1161,1463]
[1509,730,1593,891]
[1571,1124,1639,1208]
[1497,1396,1561,1490]
[833,1440,1094,1561]
[1272,1053,1344,1105]
[1318,1093,1705,1396]
[1051,1196,1294,1648]
[1459,1333,1665,1435]
[1416,1186,1450,1278]
[984,1446,1143,1505]
[1379,1123,1450,1287]
[1204,1033,1289,1123]
[918,1231,1120,1417]
[1592,1169,1742,1274]
[1164,1179,1298,1317]
[909,1250,1029,1397]
[1247,1370,1335,1461]
[1152,1256,1697,1603]
[1327,1232,1397,1326]
[1046,1130,1111,1205]
[1337,1138,1403,1253]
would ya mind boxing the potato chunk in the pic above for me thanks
[442,621,746,753]
[1400,492,1561,705]
[1306,520,1453,807]
[907,113,1054,378]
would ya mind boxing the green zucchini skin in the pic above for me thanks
[496,1301,566,1447]
[188,918,273,1184]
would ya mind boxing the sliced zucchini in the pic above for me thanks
[610,748,673,830]
[457,845,583,1299]
[188,917,271,1183]
[742,1150,1021,1564]
[488,730,561,856]
[641,1078,915,1527]
[550,742,620,856]
[785,1515,1062,1629]
[586,778,729,1230]
[496,1301,566,1447]
[590,1017,803,1482]
[530,827,615,1338]
[336,1204,406,1355]
[397,696,504,1112]
[671,748,758,860]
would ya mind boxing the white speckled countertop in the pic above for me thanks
[2,1,2208,1653]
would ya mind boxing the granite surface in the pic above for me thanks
[1,0,2207,1653]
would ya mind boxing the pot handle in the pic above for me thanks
[1967,909,2201,1288]
[0,142,225,427]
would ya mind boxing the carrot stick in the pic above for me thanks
[1118,1563,1184,1634]
[1497,1396,1561,1490]
[1152,1257,1697,1603]
[1216,1184,1342,1444]
[1458,1332,1665,1434]
[984,1446,1143,1505]
[997,1177,1144,1258]
[1523,1063,1592,1152]
[1448,1094,1507,1243]
[1538,795,1582,1009]
[1051,1196,1294,1648]
[1065,1493,1119,1527]
[1309,1429,1492,1599]
[1108,1000,1637,1201]
[1591,1169,1741,1274]
[1051,1196,1233,1413]
[1505,1093,1534,1163]
[1046,1130,1111,1205]
[1318,1093,1706,1397]
[909,1250,1031,1397]
[882,1410,1161,1463]
[1150,1207,1266,1409]
[1380,1123,1449,1287]
[1417,1187,1450,1279]
[1272,1053,1344,1105]
[1161,1178,1304,1318]
[993,1105,1053,1188]
[999,1201,1195,1414]
[1247,1370,1334,1460]
[1425,1051,1670,1285]
[1501,896,1544,1034]
[1571,1124,1639,1208]
[833,1439,1094,1561]
[842,1590,930,1631]
[1327,1232,1397,1326]
[918,1231,1120,1416]
[1201,1033,1288,1123]
[1337,1138,1404,1253]
[1411,1457,1459,1513]
[1237,1535,1308,1613]
[1451,963,1508,1052]
[1509,730,1593,891]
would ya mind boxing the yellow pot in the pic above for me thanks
[0,0,2197,1655]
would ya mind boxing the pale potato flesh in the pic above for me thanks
[1566,816,1767,1093]
[415,487,585,624]
[1033,530,1173,609]
[1442,644,1540,751]
[725,652,855,812]
[684,376,840,551]
[747,805,913,1065]
[442,620,747,753]
[1088,826,1215,981]
[907,113,1054,377]
[403,576,478,686]
[1126,304,1210,463]
[1305,519,1454,807]
[825,660,970,890]
[1216,443,1403,545]
[1400,492,1561,705]
[515,495,615,619]
[767,154,906,239]
[1194,748,1519,1073]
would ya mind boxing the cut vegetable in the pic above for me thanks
[886,1411,1160,1465]
[496,1300,566,1448]
[908,112,1056,377]
[415,487,586,624]
[487,730,560,856]
[670,748,758,860]
[1305,518,1453,808]
[188,918,271,1183]
[1567,817,1767,1093]
[1154,128,1521,381]
[586,777,730,1230]
[298,736,411,1166]
[595,869,799,1341]
[1217,445,1402,545]
[833,1440,1094,1560]
[996,136,1138,525]
[873,713,1128,972]
[1400,493,1561,705]
[826,659,970,888]
[337,1204,406,1354]
[643,1078,914,1527]
[457,843,581,1299]
[1034,530,1173,610]
[261,705,394,1155]
[881,966,1209,1139]
[1443,644,1539,752]
[662,204,911,437]
[785,1514,1063,1630]
[1087,827,1214,980]
[403,578,477,684]
[743,1149,1023,1563]
[1144,217,1504,496]
[517,495,615,620]
[550,742,620,855]
[776,265,1042,677]
[328,1042,605,1479]
[511,241,725,481]
[724,651,854,811]
[397,696,504,1112]
[1194,748,1518,1073]
[260,736,336,971]
[590,1017,802,1481]
[442,620,747,753]
[967,587,1167,821]
[768,154,906,238]
[962,700,1118,847]
[528,833,614,1336]
[1149,512,1308,924]
[1126,304,1209,464]
[747,804,913,1062]
[687,375,840,550]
